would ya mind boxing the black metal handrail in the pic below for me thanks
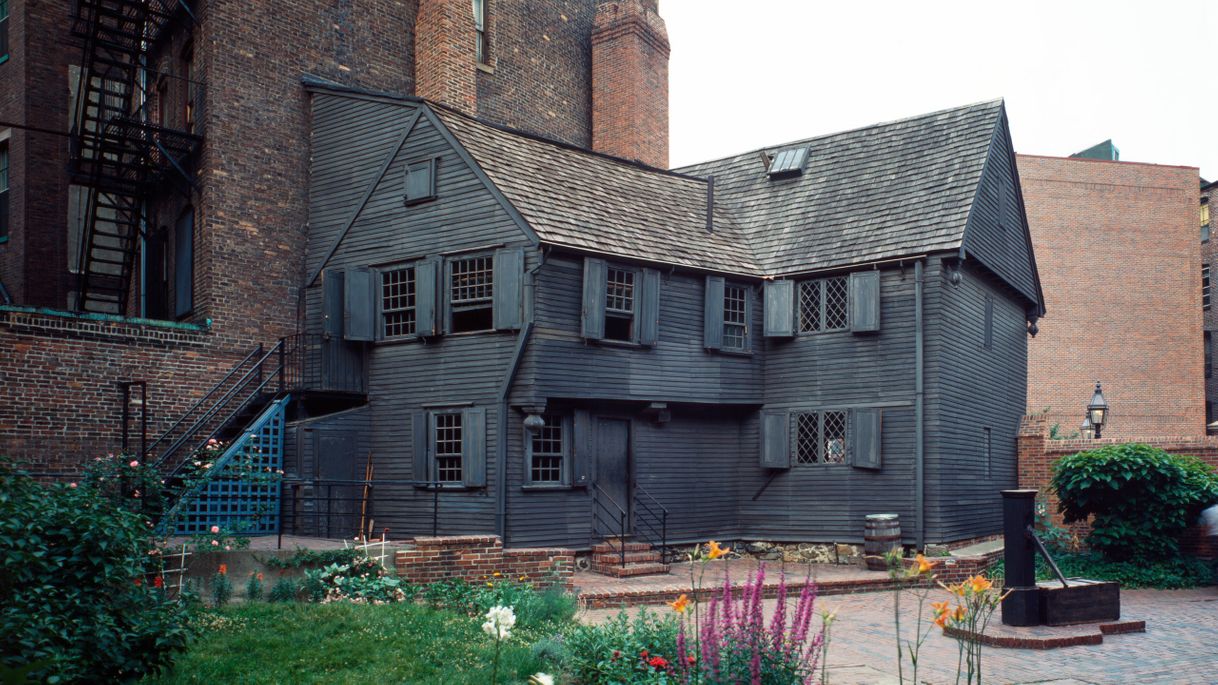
[143,345,261,457]
[591,482,628,568]
[278,478,455,548]
[633,482,669,562]
[281,333,366,394]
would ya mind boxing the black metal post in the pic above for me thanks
[619,512,626,568]
[139,382,148,457]
[662,510,667,562]
[433,485,440,537]
[1001,489,1041,626]
[278,338,286,394]
[120,382,131,453]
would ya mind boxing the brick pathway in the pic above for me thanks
[581,584,1218,684]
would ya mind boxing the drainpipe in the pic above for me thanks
[914,259,925,550]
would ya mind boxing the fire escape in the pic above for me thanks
[69,0,201,315]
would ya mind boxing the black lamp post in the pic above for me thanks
[1079,415,1095,440]
[1087,381,1109,439]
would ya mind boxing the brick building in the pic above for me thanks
[0,0,671,469]
[1019,147,1204,438]
[1201,178,1217,428]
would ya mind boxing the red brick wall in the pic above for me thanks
[394,535,575,589]
[1018,155,1204,437]
[415,0,477,115]
[591,0,669,168]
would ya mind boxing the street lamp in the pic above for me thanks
[1079,415,1095,440]
[1087,381,1109,439]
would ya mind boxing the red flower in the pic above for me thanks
[648,656,669,669]
[153,576,164,589]
[640,650,648,658]
[611,650,621,660]
[133,578,142,587]
[687,655,696,665]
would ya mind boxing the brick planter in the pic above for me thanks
[394,535,575,590]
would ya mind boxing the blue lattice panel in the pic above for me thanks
[176,398,286,536]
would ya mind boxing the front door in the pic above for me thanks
[597,418,631,533]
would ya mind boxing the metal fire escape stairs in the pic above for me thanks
[69,0,200,315]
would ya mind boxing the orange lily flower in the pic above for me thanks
[931,600,949,616]
[968,575,993,593]
[218,563,228,576]
[952,605,967,622]
[706,540,731,560]
[669,593,690,613]
[914,553,935,574]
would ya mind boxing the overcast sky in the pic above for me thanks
[665,1,1217,180]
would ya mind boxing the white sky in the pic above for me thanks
[665,1,1218,180]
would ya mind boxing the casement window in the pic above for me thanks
[381,265,417,338]
[581,257,660,345]
[760,407,881,470]
[413,407,486,487]
[704,276,750,352]
[472,0,489,65]
[1204,265,1211,311]
[449,255,495,333]
[798,276,849,333]
[0,139,8,242]
[527,415,569,485]
[0,0,9,63]
[404,158,437,205]
[1203,201,1211,243]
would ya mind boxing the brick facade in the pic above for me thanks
[0,0,672,470]
[591,0,669,168]
[394,535,575,589]
[1018,154,1204,437]
[1201,180,1217,425]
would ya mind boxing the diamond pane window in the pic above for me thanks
[798,281,821,333]
[723,284,747,350]
[530,415,564,484]
[798,277,849,333]
[824,277,849,330]
[382,266,416,338]
[822,411,848,463]
[795,412,818,464]
[434,413,463,483]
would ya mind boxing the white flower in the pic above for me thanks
[482,605,516,640]
[529,674,555,685]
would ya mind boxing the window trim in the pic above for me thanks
[472,0,490,65]
[792,409,850,466]
[431,409,465,484]
[797,276,850,335]
[379,263,418,340]
[722,282,750,352]
[446,252,495,334]
[603,264,640,343]
[524,414,572,487]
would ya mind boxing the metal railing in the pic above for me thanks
[278,478,456,548]
[591,482,628,568]
[281,333,366,395]
[633,482,669,563]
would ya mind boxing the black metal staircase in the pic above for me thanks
[69,0,201,315]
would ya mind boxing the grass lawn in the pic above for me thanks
[143,602,558,684]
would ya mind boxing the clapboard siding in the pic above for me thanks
[513,254,764,406]
[923,257,1026,541]
[961,112,1039,305]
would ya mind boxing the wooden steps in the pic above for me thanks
[589,537,669,578]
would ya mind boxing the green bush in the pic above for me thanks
[562,607,680,684]
[267,577,300,602]
[1052,443,1218,560]
[993,552,1213,589]
[0,459,194,682]
[302,556,413,604]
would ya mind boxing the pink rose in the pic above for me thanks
[211,540,219,546]
[129,459,139,468]
[69,482,77,488]
[210,525,221,534]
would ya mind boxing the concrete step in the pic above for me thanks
[589,562,670,578]
[592,550,662,565]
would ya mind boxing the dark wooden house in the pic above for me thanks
[292,80,1044,552]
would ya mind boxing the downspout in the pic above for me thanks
[914,259,925,550]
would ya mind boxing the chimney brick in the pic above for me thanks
[416,0,478,115]
[591,0,670,168]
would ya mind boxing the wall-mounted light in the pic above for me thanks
[523,414,546,432]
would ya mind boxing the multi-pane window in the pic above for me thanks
[793,410,848,464]
[723,284,748,350]
[382,266,416,338]
[1204,264,1211,311]
[0,0,8,61]
[1207,331,1213,380]
[450,255,494,332]
[530,415,564,484]
[604,267,635,341]
[434,413,463,483]
[0,140,8,241]
[1203,202,1211,243]
[472,0,488,64]
[798,277,849,333]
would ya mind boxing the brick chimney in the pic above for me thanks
[415,0,478,115]
[591,0,670,168]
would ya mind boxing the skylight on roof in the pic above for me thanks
[768,146,808,178]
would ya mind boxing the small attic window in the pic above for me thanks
[768,146,808,178]
[404,158,437,206]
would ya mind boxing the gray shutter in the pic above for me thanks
[412,412,430,483]
[581,257,607,340]
[704,275,724,350]
[405,158,436,205]
[323,268,345,338]
[493,247,524,330]
[764,280,795,337]
[344,266,375,341]
[850,271,881,333]
[760,410,790,469]
[572,410,593,486]
[416,256,440,337]
[463,407,487,487]
[852,408,882,470]
[639,268,661,346]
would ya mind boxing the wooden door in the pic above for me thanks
[315,430,361,538]
[597,418,631,533]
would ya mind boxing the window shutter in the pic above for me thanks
[581,257,607,340]
[344,266,375,341]
[852,408,882,470]
[412,412,430,483]
[763,280,794,337]
[322,268,345,338]
[639,268,661,346]
[404,158,436,205]
[493,247,524,330]
[849,271,881,333]
[463,407,487,487]
[704,275,725,350]
[760,410,790,469]
[572,410,593,486]
[416,256,440,337]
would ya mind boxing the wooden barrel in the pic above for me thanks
[863,513,902,570]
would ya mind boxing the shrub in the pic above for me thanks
[268,578,301,602]
[0,459,193,682]
[475,576,577,628]
[1052,443,1218,560]
[261,547,361,570]
[245,572,265,602]
[303,556,412,604]
[563,607,680,684]
[211,567,233,606]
